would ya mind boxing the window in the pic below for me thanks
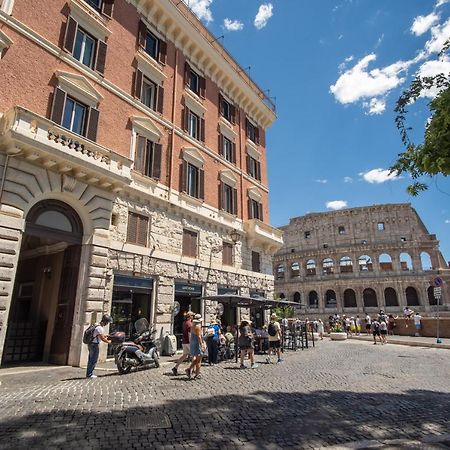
[252,251,261,273]
[339,256,353,273]
[246,118,259,144]
[85,0,102,10]
[220,182,237,215]
[291,261,300,277]
[187,163,199,197]
[133,71,164,113]
[62,97,88,135]
[222,242,233,266]
[220,135,235,163]
[189,70,200,95]
[142,77,157,109]
[306,259,316,275]
[377,222,385,231]
[134,135,162,179]
[188,110,199,140]
[182,229,198,258]
[338,226,345,235]
[322,258,334,275]
[180,158,204,200]
[276,264,285,280]
[126,212,149,246]
[73,27,96,68]
[144,30,159,59]
[219,94,235,123]
[247,155,261,181]
[183,107,205,142]
[248,198,263,220]
[137,21,167,64]
[304,231,311,239]
[185,63,205,97]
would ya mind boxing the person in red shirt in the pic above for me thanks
[172,311,194,375]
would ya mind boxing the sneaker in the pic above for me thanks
[171,367,178,376]
[265,357,271,364]
[240,364,247,369]
[277,358,283,363]
[251,364,259,369]
[87,375,97,378]
[185,368,191,379]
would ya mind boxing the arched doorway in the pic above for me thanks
[343,289,357,308]
[325,289,337,308]
[3,200,83,366]
[406,286,420,306]
[384,288,398,307]
[293,292,301,303]
[308,291,318,308]
[363,288,378,307]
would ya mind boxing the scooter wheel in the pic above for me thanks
[153,353,160,368]
[117,354,132,374]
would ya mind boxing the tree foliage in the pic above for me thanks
[392,40,450,195]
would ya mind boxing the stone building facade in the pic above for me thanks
[0,0,282,366]
[274,204,450,318]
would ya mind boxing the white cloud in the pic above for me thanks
[330,54,413,108]
[417,57,450,97]
[343,176,353,183]
[411,12,439,36]
[326,200,348,210]
[436,0,450,7]
[315,179,328,184]
[445,219,450,224]
[254,3,273,30]
[363,98,386,115]
[184,0,213,23]
[425,18,450,54]
[360,168,401,184]
[338,55,354,73]
[223,18,244,31]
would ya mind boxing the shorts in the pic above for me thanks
[380,330,387,335]
[415,324,421,330]
[269,340,281,349]
[366,324,371,330]
[372,331,380,336]
[181,343,190,356]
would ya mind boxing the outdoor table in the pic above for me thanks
[253,329,269,354]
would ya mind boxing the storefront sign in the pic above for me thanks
[218,287,239,295]
[175,282,202,296]
[114,274,153,290]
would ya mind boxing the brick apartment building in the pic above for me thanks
[274,204,450,318]
[0,0,282,366]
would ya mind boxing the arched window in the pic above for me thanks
[363,288,377,307]
[279,293,286,299]
[306,259,316,276]
[340,256,353,273]
[343,289,357,308]
[421,252,433,270]
[322,258,334,275]
[290,261,300,278]
[276,264,285,280]
[379,254,393,272]
[308,291,318,308]
[384,287,398,306]
[400,253,413,271]
[406,286,419,306]
[358,255,373,272]
[325,289,337,308]
[293,292,301,303]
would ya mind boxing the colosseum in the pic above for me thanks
[273,204,450,318]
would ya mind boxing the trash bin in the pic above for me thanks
[162,333,177,356]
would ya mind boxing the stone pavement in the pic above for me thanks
[349,334,450,349]
[1,339,449,450]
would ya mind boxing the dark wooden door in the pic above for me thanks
[49,245,81,364]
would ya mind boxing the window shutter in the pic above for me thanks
[158,40,167,64]
[126,212,138,243]
[182,107,189,132]
[218,134,223,155]
[137,215,149,246]
[152,143,162,179]
[134,135,146,172]
[259,127,265,147]
[256,161,261,181]
[157,85,164,113]
[255,126,260,145]
[50,88,67,125]
[95,40,107,75]
[63,17,77,53]
[199,117,205,142]
[233,188,238,215]
[218,94,223,116]
[248,198,252,219]
[246,155,251,174]
[230,104,236,124]
[86,107,100,141]
[199,168,205,200]
[199,76,206,99]
[245,118,249,138]
[182,229,189,256]
[133,69,143,99]
[218,181,223,210]
[232,142,236,164]
[184,62,190,87]
[258,202,264,222]
[101,0,114,18]
[191,231,198,258]
[138,20,147,48]
[180,161,187,192]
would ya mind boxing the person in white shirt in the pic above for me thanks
[86,314,112,378]
[365,314,371,335]
[413,312,422,337]
[379,320,388,344]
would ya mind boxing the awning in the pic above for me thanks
[199,294,302,310]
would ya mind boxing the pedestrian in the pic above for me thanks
[186,314,205,380]
[355,315,361,335]
[371,318,381,345]
[365,313,372,335]
[206,318,221,365]
[266,313,282,363]
[317,319,324,340]
[387,314,397,336]
[238,320,258,369]
[344,316,352,336]
[86,314,112,378]
[172,311,194,375]
[379,319,388,344]
[403,306,414,327]
[413,312,422,337]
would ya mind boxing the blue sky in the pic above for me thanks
[184,0,450,262]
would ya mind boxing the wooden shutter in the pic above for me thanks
[86,107,100,141]
[156,85,164,113]
[63,17,77,53]
[232,188,238,215]
[182,229,189,256]
[256,161,261,181]
[255,126,260,145]
[232,142,236,164]
[137,214,149,246]
[180,161,187,192]
[50,88,67,125]
[199,117,205,142]
[230,104,236,124]
[223,242,233,266]
[258,202,264,222]
[138,20,147,48]
[134,135,146,173]
[101,0,114,18]
[248,198,252,219]
[158,40,167,64]
[218,94,223,116]
[199,76,206,98]
[259,127,266,147]
[184,62,190,87]
[245,118,249,138]
[191,231,197,257]
[95,40,107,75]
[126,212,138,243]
[199,168,205,200]
[218,181,223,210]
[133,69,143,99]
[246,155,251,175]
[182,107,189,131]
[218,134,223,155]
[152,143,162,179]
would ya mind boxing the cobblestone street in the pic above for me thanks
[1,340,450,449]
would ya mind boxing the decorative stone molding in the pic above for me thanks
[56,70,103,107]
[0,29,12,57]
[0,0,14,15]
[184,90,206,117]
[218,117,236,141]
[246,144,260,161]
[182,147,205,168]
[219,169,237,187]
[69,0,111,40]
[131,115,162,142]
[136,49,166,84]
[248,187,262,202]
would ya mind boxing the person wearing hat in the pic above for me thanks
[266,313,282,364]
[86,313,112,378]
[172,311,194,376]
[186,314,205,379]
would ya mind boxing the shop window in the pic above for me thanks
[126,212,149,246]
[182,229,198,258]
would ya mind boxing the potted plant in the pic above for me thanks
[329,323,348,341]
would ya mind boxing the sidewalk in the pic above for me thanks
[349,334,450,349]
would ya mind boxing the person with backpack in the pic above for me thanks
[84,314,113,378]
[371,318,381,345]
[266,313,282,364]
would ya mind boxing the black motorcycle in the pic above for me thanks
[110,318,160,374]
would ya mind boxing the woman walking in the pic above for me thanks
[186,314,205,380]
[238,320,258,369]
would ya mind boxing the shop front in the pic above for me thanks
[249,290,266,328]
[218,287,239,327]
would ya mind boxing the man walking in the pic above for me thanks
[172,311,194,375]
[414,312,422,337]
[86,314,112,378]
[266,313,282,363]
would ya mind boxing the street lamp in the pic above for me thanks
[229,229,240,244]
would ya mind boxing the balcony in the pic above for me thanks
[244,218,283,254]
